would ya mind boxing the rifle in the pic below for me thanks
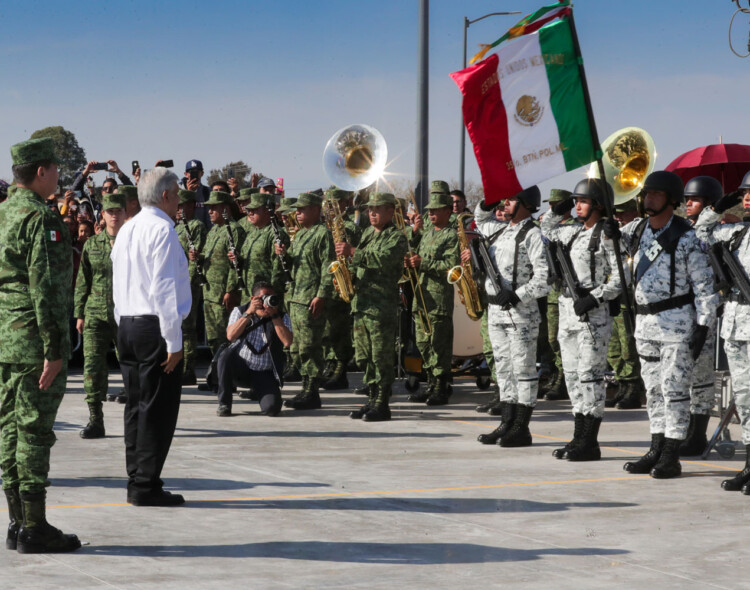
[715,242,750,304]
[469,236,516,328]
[177,210,208,286]
[554,242,595,337]
[708,243,732,294]
[266,203,292,286]
[221,210,245,290]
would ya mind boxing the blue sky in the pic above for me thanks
[1,0,748,198]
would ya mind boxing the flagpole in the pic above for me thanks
[565,7,636,337]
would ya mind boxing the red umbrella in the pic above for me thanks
[665,143,750,192]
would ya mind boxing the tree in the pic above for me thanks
[29,126,86,188]
[206,160,258,189]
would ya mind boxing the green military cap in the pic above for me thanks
[424,192,452,210]
[277,197,297,214]
[178,189,196,204]
[204,190,233,206]
[430,180,450,195]
[237,187,260,202]
[368,192,397,207]
[102,193,126,211]
[543,188,572,203]
[310,188,324,197]
[10,137,61,166]
[614,198,638,213]
[117,185,138,201]
[326,188,353,201]
[246,193,274,210]
[292,192,323,207]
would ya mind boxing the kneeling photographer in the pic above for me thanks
[216,282,292,417]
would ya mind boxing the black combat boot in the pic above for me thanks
[115,389,127,404]
[426,375,452,406]
[552,413,585,459]
[604,379,623,408]
[350,385,377,419]
[407,374,434,403]
[322,361,349,390]
[500,404,534,447]
[282,357,302,382]
[477,402,515,445]
[284,376,308,407]
[475,384,500,413]
[16,492,81,554]
[544,372,568,401]
[566,415,603,462]
[363,386,392,422]
[80,402,105,439]
[722,446,750,491]
[679,414,710,457]
[4,488,21,550]
[538,369,556,398]
[288,378,322,410]
[623,433,665,473]
[650,437,682,479]
[322,359,336,381]
[181,363,197,386]
[353,383,371,396]
[616,380,644,410]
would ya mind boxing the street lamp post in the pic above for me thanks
[459,11,521,192]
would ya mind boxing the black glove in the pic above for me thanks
[573,294,599,316]
[713,190,742,214]
[602,217,621,240]
[552,198,574,215]
[496,289,520,308]
[479,199,495,212]
[688,324,709,361]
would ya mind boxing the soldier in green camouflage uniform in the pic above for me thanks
[74,193,126,439]
[0,138,80,553]
[237,187,260,232]
[406,182,459,406]
[200,191,245,355]
[322,188,362,390]
[176,189,208,385]
[274,197,302,382]
[337,192,408,421]
[276,192,335,409]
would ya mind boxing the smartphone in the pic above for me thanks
[188,168,200,181]
[132,160,139,175]
[91,162,109,171]
[227,168,235,179]
[157,160,174,168]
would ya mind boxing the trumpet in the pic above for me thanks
[394,200,432,336]
[447,213,483,321]
[323,197,355,302]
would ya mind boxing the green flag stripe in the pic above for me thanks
[539,20,595,172]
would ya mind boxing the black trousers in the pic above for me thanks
[118,316,182,497]
[216,344,281,414]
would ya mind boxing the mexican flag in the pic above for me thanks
[451,16,596,204]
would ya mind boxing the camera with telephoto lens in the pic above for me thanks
[262,294,281,308]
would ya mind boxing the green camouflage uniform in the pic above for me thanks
[176,216,207,372]
[73,230,117,405]
[238,223,290,304]
[0,183,73,494]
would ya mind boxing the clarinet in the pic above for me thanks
[267,204,292,286]
[178,211,208,286]
[221,210,245,290]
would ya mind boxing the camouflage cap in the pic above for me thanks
[424,192,452,210]
[327,188,353,201]
[237,187,260,202]
[543,188,573,203]
[276,197,297,214]
[117,185,138,201]
[102,193,126,211]
[246,193,274,210]
[614,198,638,213]
[430,180,450,195]
[292,192,323,208]
[368,192,397,207]
[204,191,233,206]
[178,189,196,204]
[310,188,325,197]
[11,137,61,166]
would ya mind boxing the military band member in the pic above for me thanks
[406,182,459,406]
[475,186,550,448]
[176,189,208,385]
[275,192,335,410]
[336,192,408,421]
[606,171,718,479]
[117,184,140,221]
[237,187,260,232]
[75,193,126,438]
[542,180,623,461]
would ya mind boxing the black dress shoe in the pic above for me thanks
[216,404,232,417]
[128,490,185,507]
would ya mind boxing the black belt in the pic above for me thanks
[120,315,159,322]
[635,293,693,315]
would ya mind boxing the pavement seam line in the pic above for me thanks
[44,554,126,589]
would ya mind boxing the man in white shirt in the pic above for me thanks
[111,167,191,507]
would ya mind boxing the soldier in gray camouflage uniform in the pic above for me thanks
[605,171,718,479]
[474,186,550,448]
[541,179,623,462]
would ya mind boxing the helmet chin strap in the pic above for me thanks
[645,199,672,217]
[507,200,520,220]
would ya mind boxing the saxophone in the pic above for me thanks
[284,211,301,241]
[323,197,355,302]
[447,213,483,321]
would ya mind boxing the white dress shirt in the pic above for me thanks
[111,206,192,353]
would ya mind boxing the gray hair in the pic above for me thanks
[138,167,179,207]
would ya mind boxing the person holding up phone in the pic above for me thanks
[182,159,211,229]
[70,160,134,198]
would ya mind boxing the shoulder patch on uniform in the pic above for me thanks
[47,229,63,242]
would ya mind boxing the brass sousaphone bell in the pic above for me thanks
[323,124,388,192]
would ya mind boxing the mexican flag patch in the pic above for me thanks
[47,229,62,242]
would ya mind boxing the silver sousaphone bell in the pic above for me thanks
[323,124,388,192]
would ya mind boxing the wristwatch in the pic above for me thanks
[241,312,250,319]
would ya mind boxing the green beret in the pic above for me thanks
[117,185,138,201]
[178,189,196,204]
[368,192,397,207]
[237,187,260,202]
[11,138,61,166]
[101,193,126,211]
[246,193,274,210]
[544,188,573,203]
[614,198,638,213]
[327,188,353,201]
[430,180,450,196]
[424,192,452,210]
[292,192,323,208]
[204,191,233,206]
